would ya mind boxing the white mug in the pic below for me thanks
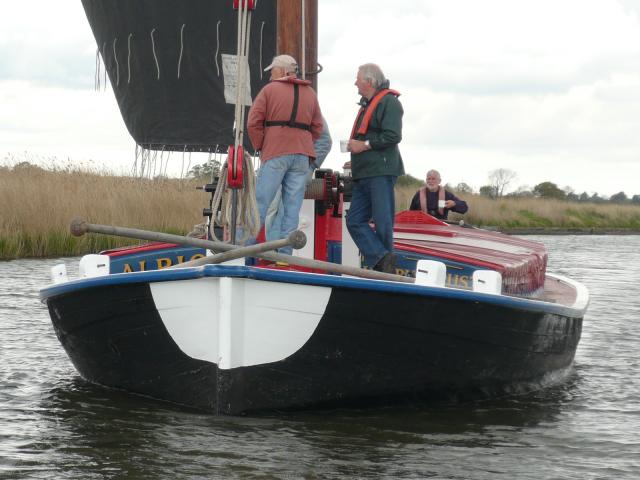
[438,200,446,209]
[340,139,349,153]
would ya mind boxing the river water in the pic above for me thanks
[1,235,638,479]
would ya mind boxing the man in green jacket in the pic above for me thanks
[346,63,404,273]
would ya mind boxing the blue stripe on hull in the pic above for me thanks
[41,265,586,318]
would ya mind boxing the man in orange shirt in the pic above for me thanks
[247,54,324,254]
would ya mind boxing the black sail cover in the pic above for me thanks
[82,0,277,152]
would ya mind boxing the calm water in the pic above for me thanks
[1,236,639,479]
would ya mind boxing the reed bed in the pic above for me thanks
[2,165,640,259]
[0,164,203,259]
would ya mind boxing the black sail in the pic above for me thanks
[82,0,276,152]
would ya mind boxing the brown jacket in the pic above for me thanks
[247,76,323,162]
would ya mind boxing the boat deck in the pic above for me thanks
[537,276,578,306]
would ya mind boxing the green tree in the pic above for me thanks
[188,159,221,181]
[566,192,579,202]
[632,194,640,204]
[506,185,533,198]
[479,185,497,199]
[533,181,566,200]
[610,191,628,203]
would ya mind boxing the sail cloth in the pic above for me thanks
[82,0,277,152]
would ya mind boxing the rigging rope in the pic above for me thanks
[301,0,305,80]
[210,0,260,243]
[209,151,259,243]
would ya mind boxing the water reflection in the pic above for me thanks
[22,370,582,479]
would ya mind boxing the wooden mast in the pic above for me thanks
[276,0,318,91]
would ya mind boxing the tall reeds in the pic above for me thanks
[0,164,203,259]
[2,164,640,259]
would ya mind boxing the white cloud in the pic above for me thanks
[0,1,95,87]
[1,80,132,171]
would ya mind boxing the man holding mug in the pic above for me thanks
[345,63,404,274]
[409,169,468,220]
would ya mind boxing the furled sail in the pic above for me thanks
[82,0,276,152]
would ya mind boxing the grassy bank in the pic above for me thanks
[2,165,640,259]
[404,190,640,232]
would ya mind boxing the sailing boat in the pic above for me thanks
[40,0,588,415]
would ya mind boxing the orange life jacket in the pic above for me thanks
[419,186,446,217]
[350,88,401,139]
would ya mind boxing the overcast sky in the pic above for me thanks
[2,0,640,197]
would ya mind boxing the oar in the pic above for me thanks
[70,218,305,263]
[70,218,413,283]
[172,231,306,268]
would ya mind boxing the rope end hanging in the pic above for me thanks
[113,38,120,86]
[177,24,186,79]
[127,33,133,84]
[95,47,101,91]
[259,21,265,80]
[214,21,222,76]
[150,28,160,80]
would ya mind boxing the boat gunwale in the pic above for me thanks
[39,264,589,318]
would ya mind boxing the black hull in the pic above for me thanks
[48,283,219,410]
[46,279,582,415]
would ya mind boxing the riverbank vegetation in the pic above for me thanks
[394,174,640,231]
[1,162,640,259]
[1,162,202,259]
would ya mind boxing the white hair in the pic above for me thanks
[358,63,386,89]
[426,169,441,181]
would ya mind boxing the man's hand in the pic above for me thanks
[348,139,371,154]
[444,200,456,208]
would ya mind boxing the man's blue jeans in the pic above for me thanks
[265,123,333,244]
[255,154,309,255]
[265,167,314,243]
[346,175,397,266]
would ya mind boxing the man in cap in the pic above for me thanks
[247,54,324,255]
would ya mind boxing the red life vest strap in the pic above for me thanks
[350,88,400,139]
[419,186,445,217]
